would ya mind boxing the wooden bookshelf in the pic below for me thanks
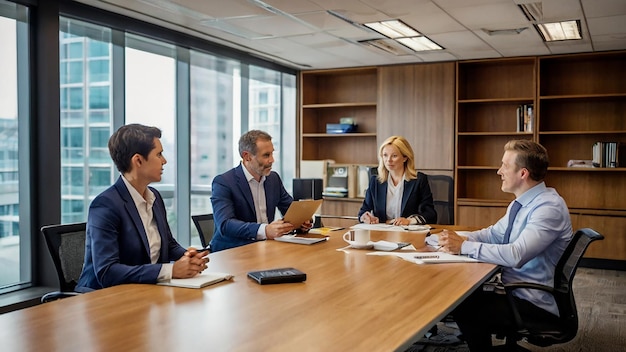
[300,68,378,164]
[456,51,626,262]
[455,57,536,218]
[537,51,626,261]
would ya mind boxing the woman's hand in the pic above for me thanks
[360,211,379,224]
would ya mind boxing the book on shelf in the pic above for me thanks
[592,142,625,168]
[516,104,533,133]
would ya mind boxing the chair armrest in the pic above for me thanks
[503,281,555,295]
[502,281,556,332]
[41,291,81,303]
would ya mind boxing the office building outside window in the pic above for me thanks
[0,2,30,292]
[60,18,114,224]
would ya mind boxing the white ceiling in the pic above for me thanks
[74,0,626,70]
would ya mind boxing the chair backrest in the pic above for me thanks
[526,227,604,346]
[41,222,87,292]
[427,174,454,225]
[192,214,214,248]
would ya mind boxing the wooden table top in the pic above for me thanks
[0,226,496,352]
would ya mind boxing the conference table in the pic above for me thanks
[0,226,497,352]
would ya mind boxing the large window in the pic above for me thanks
[0,1,30,292]
[189,50,240,244]
[0,2,296,296]
[57,17,296,249]
[60,18,114,224]
[125,34,178,230]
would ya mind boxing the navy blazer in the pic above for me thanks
[75,176,186,292]
[357,172,437,224]
[210,163,293,252]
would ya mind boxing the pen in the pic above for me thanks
[414,255,439,259]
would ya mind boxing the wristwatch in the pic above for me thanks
[408,214,427,225]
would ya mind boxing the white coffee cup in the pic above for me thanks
[343,229,370,246]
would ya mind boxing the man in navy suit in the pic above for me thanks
[76,124,208,292]
[210,130,312,252]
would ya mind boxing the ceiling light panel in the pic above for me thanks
[536,20,582,41]
[397,36,443,51]
[364,19,420,38]
[359,38,414,55]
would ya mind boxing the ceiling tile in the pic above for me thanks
[76,0,626,69]
[587,15,626,36]
[169,0,267,18]
[582,0,626,18]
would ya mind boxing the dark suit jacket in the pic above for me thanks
[210,163,293,252]
[357,172,437,224]
[75,176,186,292]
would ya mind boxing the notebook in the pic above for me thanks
[282,199,323,227]
[157,272,234,289]
[274,234,328,245]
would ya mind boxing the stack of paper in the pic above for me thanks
[367,251,479,264]
[275,235,328,245]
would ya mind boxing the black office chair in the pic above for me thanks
[40,222,86,303]
[498,228,604,351]
[192,214,214,250]
[427,174,454,225]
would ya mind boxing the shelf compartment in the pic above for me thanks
[458,100,535,133]
[539,52,626,96]
[456,204,508,228]
[301,68,377,105]
[301,105,376,134]
[456,169,515,202]
[538,133,625,167]
[457,134,532,166]
[457,58,536,101]
[539,97,626,132]
[301,135,377,164]
[545,170,626,210]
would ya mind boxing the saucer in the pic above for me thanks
[345,240,374,249]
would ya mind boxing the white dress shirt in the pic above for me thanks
[121,176,173,280]
[386,174,405,220]
[242,165,269,240]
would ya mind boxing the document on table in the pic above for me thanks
[351,223,432,232]
[351,223,403,231]
[367,251,479,264]
[157,272,234,288]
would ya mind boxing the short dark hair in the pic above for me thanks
[238,130,272,157]
[504,140,549,181]
[108,124,162,173]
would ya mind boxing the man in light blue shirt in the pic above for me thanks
[439,139,572,351]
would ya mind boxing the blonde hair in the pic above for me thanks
[377,136,417,183]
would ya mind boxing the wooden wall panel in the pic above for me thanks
[378,62,455,171]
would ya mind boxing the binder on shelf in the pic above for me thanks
[592,142,624,168]
[516,104,533,132]
[323,164,350,198]
[356,164,377,198]
[323,163,373,198]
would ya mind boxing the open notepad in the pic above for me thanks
[157,272,234,289]
[367,251,479,264]
[274,235,329,245]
